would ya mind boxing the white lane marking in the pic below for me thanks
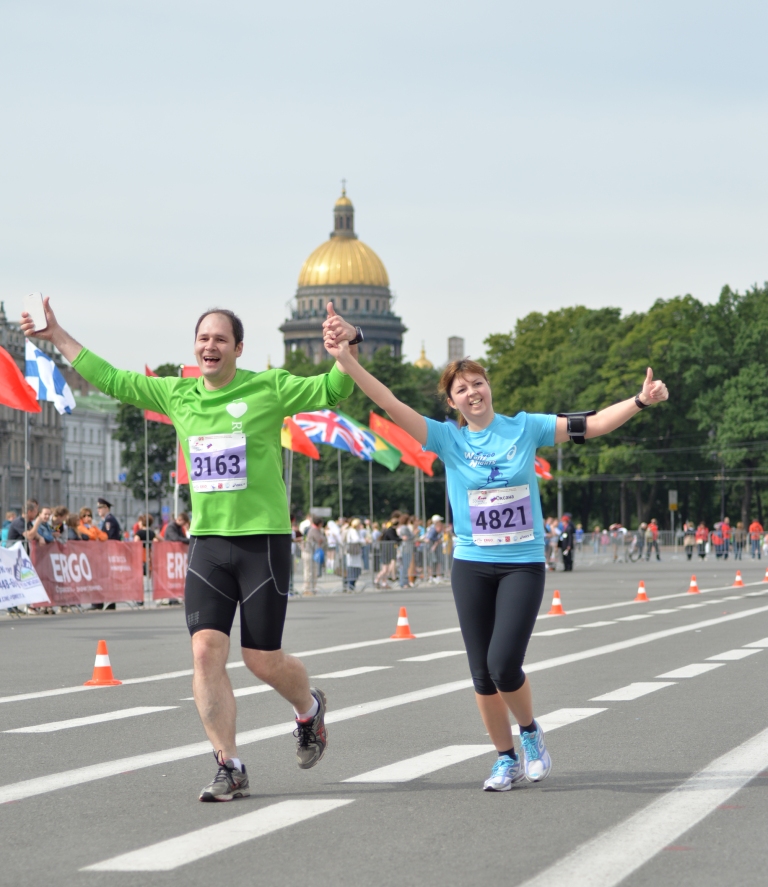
[656,663,725,679]
[578,621,616,628]
[345,708,606,783]
[707,648,762,661]
[345,745,492,783]
[679,603,708,609]
[5,604,768,806]
[533,628,579,637]
[744,637,768,648]
[616,614,654,622]
[720,595,743,600]
[312,666,393,679]
[517,723,768,887]
[83,799,353,872]
[4,706,177,734]
[590,682,675,702]
[182,684,273,702]
[650,609,678,614]
[399,651,466,662]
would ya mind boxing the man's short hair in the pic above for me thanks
[195,309,244,346]
[26,499,39,512]
[177,512,190,524]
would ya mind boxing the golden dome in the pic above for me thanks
[298,238,389,288]
[335,194,353,208]
[413,343,433,370]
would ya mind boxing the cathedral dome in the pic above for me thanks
[297,238,389,288]
[297,187,390,288]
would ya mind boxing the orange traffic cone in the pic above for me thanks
[634,581,649,602]
[84,640,122,686]
[688,575,700,595]
[547,590,566,616]
[733,570,745,588]
[764,567,768,582]
[390,607,417,639]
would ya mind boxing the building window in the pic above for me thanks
[375,300,379,312]
[354,298,359,310]
[366,299,370,312]
[342,298,347,310]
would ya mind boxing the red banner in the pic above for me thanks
[152,542,189,600]
[30,541,144,605]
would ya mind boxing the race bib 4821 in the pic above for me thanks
[468,485,534,546]
[188,433,247,492]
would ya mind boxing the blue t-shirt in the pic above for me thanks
[424,412,556,563]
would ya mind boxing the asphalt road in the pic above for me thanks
[2,554,767,887]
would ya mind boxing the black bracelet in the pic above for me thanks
[634,395,647,410]
[348,326,364,346]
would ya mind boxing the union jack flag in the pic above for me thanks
[293,410,376,461]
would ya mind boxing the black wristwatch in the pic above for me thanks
[634,395,647,410]
[348,326,364,346]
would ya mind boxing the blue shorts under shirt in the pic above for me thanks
[424,412,556,564]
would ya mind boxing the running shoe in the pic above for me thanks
[520,720,552,782]
[198,750,250,802]
[483,754,524,792]
[294,688,327,769]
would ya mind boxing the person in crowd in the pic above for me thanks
[165,512,191,544]
[645,518,660,561]
[558,513,575,572]
[636,522,647,559]
[323,314,668,793]
[325,518,341,573]
[343,518,364,591]
[96,498,122,540]
[133,513,157,571]
[732,521,746,560]
[65,513,89,541]
[375,513,400,588]
[396,512,414,588]
[28,506,55,545]
[425,515,445,583]
[574,523,584,552]
[682,520,696,560]
[360,519,372,572]
[7,500,38,544]
[610,523,626,562]
[78,507,108,541]
[721,517,731,559]
[695,522,709,560]
[592,524,601,555]
[1,510,17,547]
[711,524,723,559]
[301,517,326,596]
[749,518,763,559]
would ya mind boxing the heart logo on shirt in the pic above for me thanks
[226,402,247,418]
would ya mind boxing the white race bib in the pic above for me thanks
[188,433,247,492]
[468,485,534,546]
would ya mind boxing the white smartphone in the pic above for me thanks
[22,292,48,333]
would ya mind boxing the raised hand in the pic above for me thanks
[641,367,669,405]
[20,296,57,341]
[324,332,350,362]
[322,301,357,344]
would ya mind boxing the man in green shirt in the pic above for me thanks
[21,298,361,802]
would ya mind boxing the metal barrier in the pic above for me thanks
[291,538,455,595]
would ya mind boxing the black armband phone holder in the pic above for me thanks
[557,411,597,445]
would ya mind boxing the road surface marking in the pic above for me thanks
[312,666,392,678]
[83,799,353,872]
[4,706,177,734]
[706,648,762,661]
[400,651,466,662]
[345,709,606,783]
[679,603,708,609]
[650,609,678,614]
[5,604,768,806]
[744,637,768,647]
[578,621,616,628]
[616,614,654,622]
[533,628,579,637]
[517,723,768,887]
[656,663,724,679]
[590,682,675,702]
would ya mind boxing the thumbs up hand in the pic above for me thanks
[639,367,669,405]
[322,301,357,345]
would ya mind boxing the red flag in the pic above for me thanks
[534,455,552,480]
[282,417,320,460]
[0,345,41,412]
[369,412,436,476]
[177,441,189,484]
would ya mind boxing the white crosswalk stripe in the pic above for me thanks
[656,663,724,679]
[312,666,392,678]
[707,648,762,661]
[82,800,354,872]
[4,706,177,734]
[400,651,466,662]
[590,682,675,702]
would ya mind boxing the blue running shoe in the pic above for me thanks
[520,720,552,782]
[483,754,524,792]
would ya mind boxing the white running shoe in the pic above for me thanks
[483,754,525,791]
[520,720,552,782]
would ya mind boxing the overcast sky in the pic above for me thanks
[1,1,766,373]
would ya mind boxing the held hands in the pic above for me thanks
[322,302,356,346]
[639,367,669,406]
[20,296,57,341]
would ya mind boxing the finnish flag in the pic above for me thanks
[24,340,76,415]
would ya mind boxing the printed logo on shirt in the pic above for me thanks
[226,400,247,419]
[506,446,517,460]
[464,449,497,468]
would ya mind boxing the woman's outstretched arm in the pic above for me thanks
[324,336,428,446]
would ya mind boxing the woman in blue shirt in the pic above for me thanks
[325,322,668,792]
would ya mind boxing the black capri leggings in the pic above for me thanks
[451,559,545,695]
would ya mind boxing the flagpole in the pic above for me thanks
[144,416,151,603]
[368,460,373,526]
[309,456,313,515]
[421,466,426,525]
[337,449,343,520]
[173,364,182,518]
[287,449,294,511]
[23,412,29,547]
[414,466,419,519]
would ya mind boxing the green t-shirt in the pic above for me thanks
[72,349,354,536]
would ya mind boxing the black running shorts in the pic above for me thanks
[451,559,545,695]
[184,534,292,650]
